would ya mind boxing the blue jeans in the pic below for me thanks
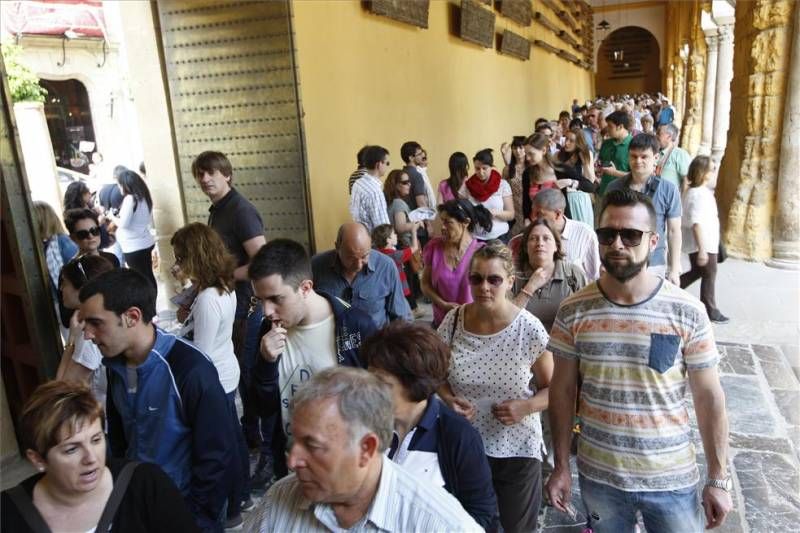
[579,475,703,533]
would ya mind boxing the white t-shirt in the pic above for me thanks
[72,335,106,408]
[280,314,336,437]
[186,287,240,393]
[460,179,513,240]
[438,306,549,459]
[116,195,155,253]
[681,186,720,254]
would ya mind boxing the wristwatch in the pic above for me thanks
[705,476,732,492]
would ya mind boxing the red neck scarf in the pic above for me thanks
[465,168,502,202]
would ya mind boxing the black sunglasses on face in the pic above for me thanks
[596,227,652,247]
[468,273,505,287]
[74,226,101,240]
[399,180,411,185]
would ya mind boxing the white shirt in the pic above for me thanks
[682,186,720,254]
[255,455,481,532]
[460,179,513,240]
[280,314,337,437]
[562,217,600,281]
[185,287,240,393]
[438,307,549,459]
[72,335,106,408]
[349,174,390,232]
[116,195,155,253]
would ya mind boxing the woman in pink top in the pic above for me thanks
[437,152,469,204]
[422,199,492,327]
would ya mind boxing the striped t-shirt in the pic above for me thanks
[548,280,719,492]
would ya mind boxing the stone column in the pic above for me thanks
[711,23,734,162]
[768,0,800,269]
[699,30,718,155]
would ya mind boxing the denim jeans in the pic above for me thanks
[579,475,703,533]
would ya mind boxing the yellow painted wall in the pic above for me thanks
[292,0,593,249]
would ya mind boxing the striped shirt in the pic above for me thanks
[548,280,718,492]
[255,455,482,532]
[562,217,600,281]
[349,174,390,233]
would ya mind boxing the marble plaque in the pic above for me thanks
[499,0,532,26]
[369,0,430,29]
[460,0,495,48]
[500,29,530,60]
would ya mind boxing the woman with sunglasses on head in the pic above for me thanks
[169,222,252,528]
[500,136,527,238]
[556,128,598,227]
[108,170,156,289]
[421,199,492,328]
[63,181,116,252]
[437,241,552,533]
[56,255,115,406]
[1,381,199,533]
[512,218,588,333]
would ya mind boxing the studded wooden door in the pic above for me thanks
[155,0,312,248]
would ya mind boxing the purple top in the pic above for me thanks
[423,237,484,326]
[438,180,457,203]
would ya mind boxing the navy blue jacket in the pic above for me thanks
[250,291,377,418]
[104,328,234,532]
[388,397,500,530]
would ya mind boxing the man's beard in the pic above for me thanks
[601,252,649,282]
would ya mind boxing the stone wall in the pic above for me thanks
[716,0,796,260]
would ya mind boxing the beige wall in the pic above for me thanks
[292,0,593,249]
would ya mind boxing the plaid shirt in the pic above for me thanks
[349,173,389,232]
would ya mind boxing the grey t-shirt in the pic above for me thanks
[388,198,412,247]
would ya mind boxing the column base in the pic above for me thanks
[767,240,800,270]
[697,142,711,156]
[711,147,725,163]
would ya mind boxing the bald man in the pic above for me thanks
[311,223,411,327]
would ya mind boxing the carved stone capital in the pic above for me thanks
[705,32,719,51]
[717,24,734,44]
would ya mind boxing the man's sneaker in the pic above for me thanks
[709,311,730,324]
[249,455,275,492]
[224,513,244,531]
[241,496,256,513]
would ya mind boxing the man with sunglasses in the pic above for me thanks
[349,145,391,233]
[64,208,120,268]
[546,189,731,533]
[605,133,682,285]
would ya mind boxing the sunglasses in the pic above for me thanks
[468,273,505,287]
[596,227,652,247]
[398,180,411,185]
[74,226,101,240]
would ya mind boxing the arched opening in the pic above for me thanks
[595,26,661,96]
[39,79,96,174]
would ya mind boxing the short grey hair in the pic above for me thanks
[641,114,654,125]
[660,123,679,141]
[531,188,567,212]
[291,366,393,452]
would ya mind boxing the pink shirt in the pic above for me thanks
[422,237,484,326]
[437,180,457,203]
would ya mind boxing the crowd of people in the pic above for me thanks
[4,92,734,533]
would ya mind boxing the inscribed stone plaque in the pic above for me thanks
[499,0,532,26]
[533,11,560,34]
[369,0,430,29]
[500,29,530,59]
[460,0,495,48]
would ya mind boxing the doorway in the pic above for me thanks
[596,26,661,96]
[39,78,96,173]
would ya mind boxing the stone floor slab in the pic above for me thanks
[773,390,800,426]
[721,375,782,438]
[733,451,800,532]
[753,344,800,391]
[729,433,795,455]
[718,344,757,375]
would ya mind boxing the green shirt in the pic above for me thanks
[597,134,632,195]
[657,146,692,190]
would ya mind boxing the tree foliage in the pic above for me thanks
[1,42,47,103]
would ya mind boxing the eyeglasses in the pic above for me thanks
[398,180,411,185]
[74,226,100,240]
[468,273,505,287]
[595,227,653,247]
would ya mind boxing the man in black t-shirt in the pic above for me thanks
[191,151,271,511]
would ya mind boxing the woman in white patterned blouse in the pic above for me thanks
[437,240,553,533]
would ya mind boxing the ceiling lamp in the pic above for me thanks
[597,19,610,31]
